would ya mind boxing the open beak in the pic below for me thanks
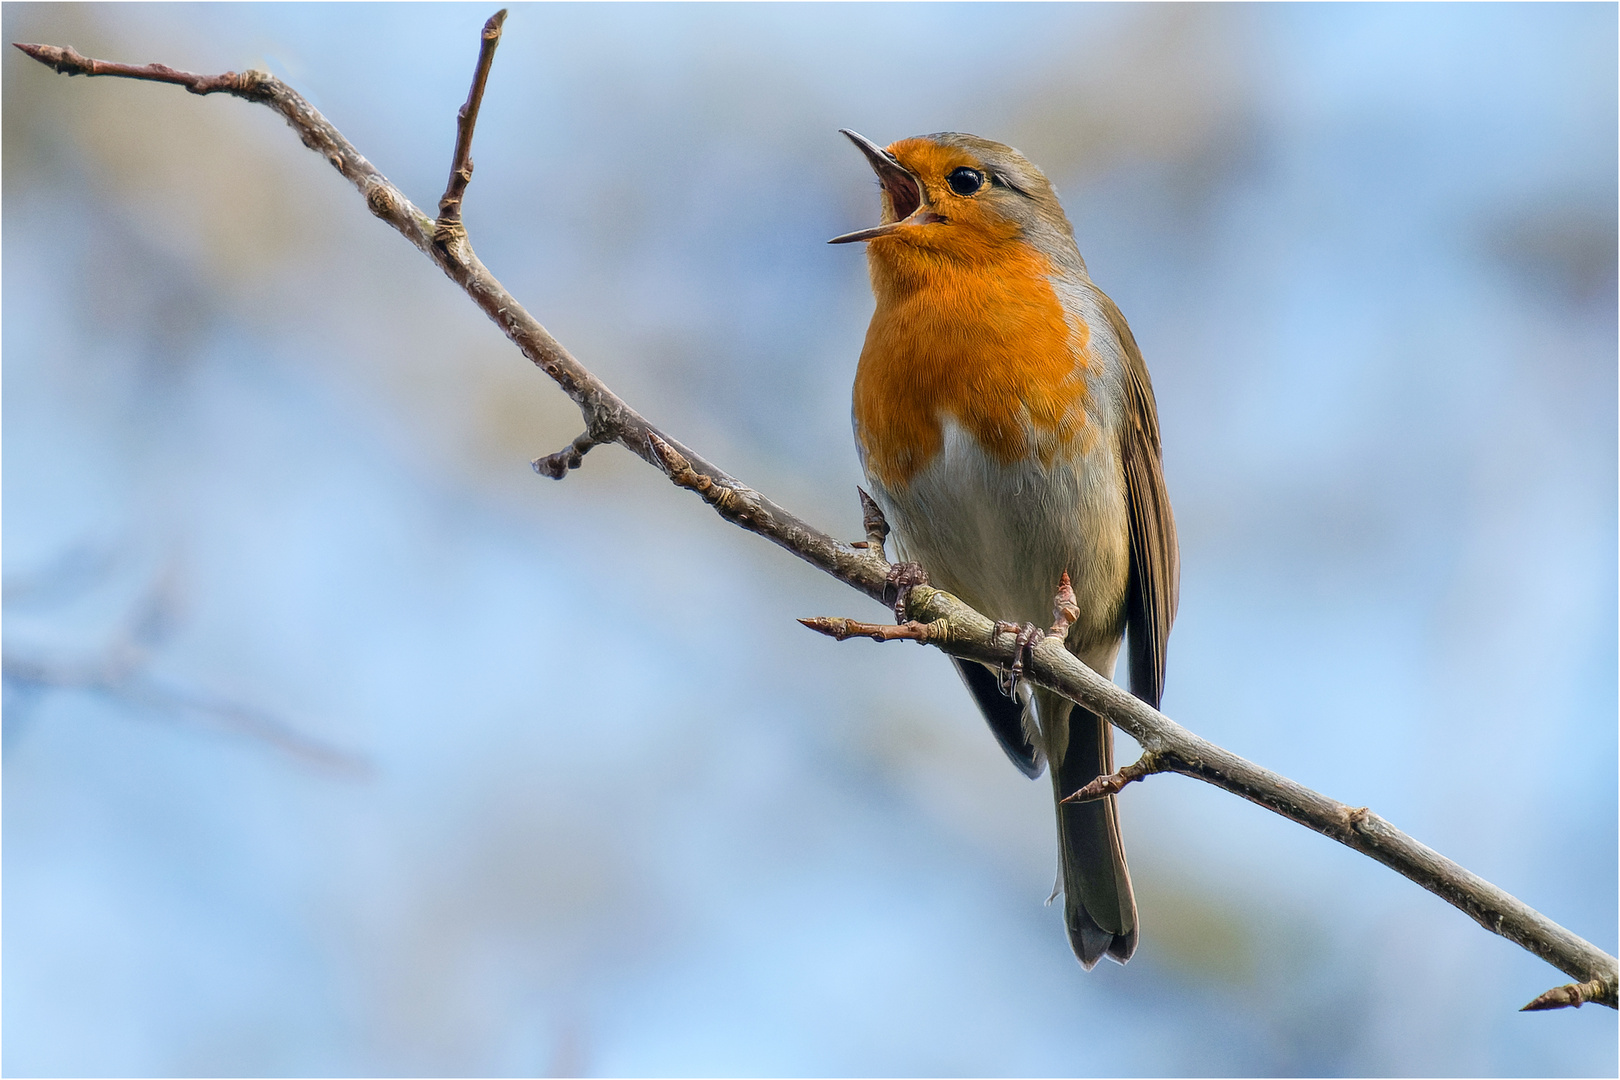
[828,129,931,244]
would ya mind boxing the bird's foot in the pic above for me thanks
[883,561,930,624]
[993,621,1045,695]
[850,487,920,621]
[991,575,1083,695]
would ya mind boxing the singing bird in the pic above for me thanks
[831,130,1178,968]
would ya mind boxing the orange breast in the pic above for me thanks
[854,239,1092,490]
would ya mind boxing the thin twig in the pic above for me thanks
[436,8,507,240]
[14,23,1614,1013]
[11,42,257,94]
[1062,748,1167,804]
[2,654,368,776]
[797,616,944,645]
[1522,978,1608,1012]
[532,430,603,479]
[3,556,366,775]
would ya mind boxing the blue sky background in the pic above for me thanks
[4,3,1615,1075]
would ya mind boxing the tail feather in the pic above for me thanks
[1038,689,1138,968]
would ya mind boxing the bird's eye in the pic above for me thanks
[947,167,984,196]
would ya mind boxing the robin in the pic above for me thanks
[831,130,1178,968]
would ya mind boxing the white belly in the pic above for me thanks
[866,418,1131,666]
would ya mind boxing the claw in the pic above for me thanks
[994,621,1044,696]
[883,561,929,623]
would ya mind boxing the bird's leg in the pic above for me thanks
[853,486,890,557]
[994,574,1082,696]
[1046,572,1080,641]
[852,487,930,623]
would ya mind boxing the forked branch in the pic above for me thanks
[14,21,1614,1013]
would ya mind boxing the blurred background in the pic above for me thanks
[3,3,1615,1075]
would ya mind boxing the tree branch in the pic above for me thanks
[804,585,1617,1009]
[3,652,369,776]
[2,558,368,775]
[15,23,1614,1013]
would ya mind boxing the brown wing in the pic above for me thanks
[1098,294,1179,709]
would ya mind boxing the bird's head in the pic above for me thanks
[830,130,1081,272]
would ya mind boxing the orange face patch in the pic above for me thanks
[874,139,1023,261]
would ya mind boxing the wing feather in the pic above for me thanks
[1097,294,1178,709]
[952,657,1044,778]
